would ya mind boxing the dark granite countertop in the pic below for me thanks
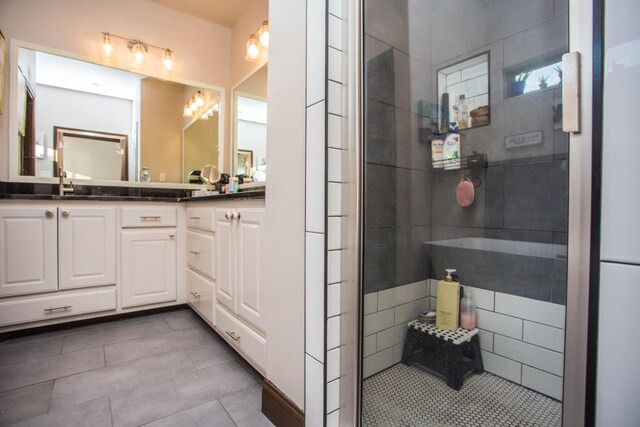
[0,182,265,203]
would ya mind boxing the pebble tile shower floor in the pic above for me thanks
[363,364,561,426]
[0,308,273,426]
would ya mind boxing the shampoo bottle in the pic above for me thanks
[443,123,461,170]
[460,290,477,330]
[436,269,461,331]
[431,134,444,169]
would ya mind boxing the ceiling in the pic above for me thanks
[150,0,253,28]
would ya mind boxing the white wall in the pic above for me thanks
[0,0,231,181]
[236,120,267,170]
[596,0,640,424]
[35,85,133,177]
[265,0,306,410]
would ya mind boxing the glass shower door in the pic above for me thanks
[361,1,570,425]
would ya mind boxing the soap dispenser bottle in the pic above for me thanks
[460,289,476,330]
[436,269,461,331]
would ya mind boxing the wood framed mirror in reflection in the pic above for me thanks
[11,43,224,186]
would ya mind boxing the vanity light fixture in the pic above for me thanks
[183,106,193,117]
[100,32,174,70]
[183,91,214,118]
[245,20,269,62]
[194,91,205,107]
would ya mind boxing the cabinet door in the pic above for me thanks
[121,229,177,308]
[59,207,116,290]
[0,206,58,296]
[235,208,266,332]
[215,209,235,311]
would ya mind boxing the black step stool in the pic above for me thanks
[401,319,484,390]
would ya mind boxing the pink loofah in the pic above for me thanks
[456,178,475,207]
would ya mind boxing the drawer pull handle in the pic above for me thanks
[190,216,200,220]
[225,330,240,341]
[169,234,175,238]
[190,291,201,298]
[140,216,161,221]
[44,305,71,313]
[190,250,201,255]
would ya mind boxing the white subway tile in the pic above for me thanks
[327,315,341,350]
[305,232,325,362]
[495,293,565,329]
[305,101,326,233]
[328,148,343,182]
[328,183,342,216]
[364,309,394,336]
[327,409,340,427]
[327,378,340,413]
[328,114,343,149]
[328,47,343,83]
[394,297,430,325]
[522,365,563,401]
[328,15,343,51]
[328,217,341,250]
[363,347,394,379]
[429,279,439,297]
[327,250,341,284]
[378,280,428,310]
[478,329,494,352]
[430,296,437,310]
[463,285,494,311]
[328,0,343,18]
[481,350,521,384]
[306,0,326,106]
[364,292,378,315]
[327,283,341,318]
[327,347,340,382]
[494,335,564,377]
[523,321,565,353]
[363,333,377,357]
[376,324,408,351]
[328,81,342,116]
[305,354,325,427]
[393,343,405,364]
[476,309,523,339]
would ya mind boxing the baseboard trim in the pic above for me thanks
[262,379,304,427]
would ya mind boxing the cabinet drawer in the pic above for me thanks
[187,231,215,280]
[216,304,266,373]
[188,269,215,326]
[0,288,116,327]
[121,207,177,228]
[186,208,215,232]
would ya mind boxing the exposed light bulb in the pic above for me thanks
[212,103,220,112]
[163,49,174,70]
[195,91,205,107]
[189,98,198,112]
[245,35,260,61]
[183,106,193,117]
[131,42,145,64]
[101,33,113,55]
[257,21,269,49]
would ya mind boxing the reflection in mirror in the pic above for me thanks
[437,52,490,131]
[54,127,127,180]
[233,65,267,180]
[183,107,219,184]
[14,47,222,185]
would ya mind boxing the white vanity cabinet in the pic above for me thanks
[214,205,267,373]
[186,207,216,326]
[0,206,58,297]
[120,206,178,308]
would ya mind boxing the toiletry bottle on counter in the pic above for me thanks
[436,269,460,331]
[460,290,476,330]
[443,123,461,170]
[431,133,444,169]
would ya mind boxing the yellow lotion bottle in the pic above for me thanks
[436,269,461,331]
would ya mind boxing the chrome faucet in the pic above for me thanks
[58,167,74,195]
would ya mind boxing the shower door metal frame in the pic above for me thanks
[342,0,598,426]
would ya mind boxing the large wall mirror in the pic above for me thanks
[13,45,223,185]
[233,65,267,181]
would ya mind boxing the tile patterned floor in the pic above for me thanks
[0,308,274,427]
[363,364,562,427]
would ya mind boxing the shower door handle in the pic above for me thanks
[562,52,581,134]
